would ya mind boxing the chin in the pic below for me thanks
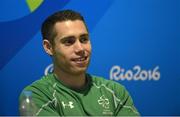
[70,67,87,75]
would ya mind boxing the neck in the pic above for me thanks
[53,67,86,88]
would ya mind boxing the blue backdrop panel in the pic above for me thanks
[0,0,179,115]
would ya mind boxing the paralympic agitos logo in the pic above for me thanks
[110,65,160,81]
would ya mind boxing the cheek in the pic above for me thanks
[53,47,64,59]
[55,47,73,60]
[87,44,92,53]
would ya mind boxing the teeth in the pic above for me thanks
[78,57,85,61]
[74,57,86,61]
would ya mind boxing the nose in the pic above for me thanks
[74,40,85,55]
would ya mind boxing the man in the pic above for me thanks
[19,9,140,116]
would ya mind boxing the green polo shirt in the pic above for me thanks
[19,73,140,116]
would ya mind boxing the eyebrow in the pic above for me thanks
[60,33,89,41]
[79,34,89,38]
[59,36,75,44]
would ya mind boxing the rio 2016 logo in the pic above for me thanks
[110,65,160,81]
[44,64,53,75]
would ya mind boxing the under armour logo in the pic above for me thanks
[61,101,74,109]
[98,95,110,109]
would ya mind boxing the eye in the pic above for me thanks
[61,37,76,46]
[80,36,89,44]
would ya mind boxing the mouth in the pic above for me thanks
[71,56,89,66]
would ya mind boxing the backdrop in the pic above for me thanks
[0,0,179,115]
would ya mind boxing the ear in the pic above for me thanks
[43,39,53,56]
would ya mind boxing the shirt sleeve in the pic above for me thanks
[19,86,60,116]
[113,83,140,116]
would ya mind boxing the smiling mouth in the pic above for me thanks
[71,56,89,67]
[72,56,88,62]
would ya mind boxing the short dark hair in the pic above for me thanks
[41,9,87,45]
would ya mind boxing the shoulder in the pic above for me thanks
[88,74,137,110]
[20,74,56,99]
[89,74,126,93]
[25,74,54,90]
[88,74,133,104]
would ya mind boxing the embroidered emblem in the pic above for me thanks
[98,95,110,109]
[61,101,74,109]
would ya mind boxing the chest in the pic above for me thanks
[54,86,117,116]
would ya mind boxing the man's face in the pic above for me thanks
[51,20,91,75]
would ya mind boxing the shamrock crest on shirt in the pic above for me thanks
[98,95,110,109]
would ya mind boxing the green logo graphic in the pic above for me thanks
[26,0,44,12]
